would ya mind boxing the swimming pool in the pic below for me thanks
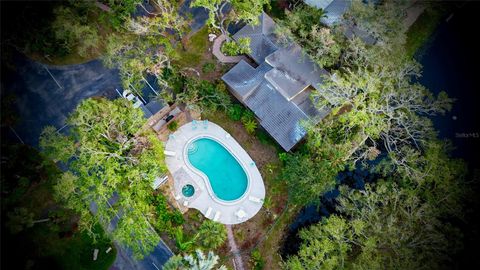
[187,138,248,201]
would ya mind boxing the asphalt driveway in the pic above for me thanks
[2,52,121,146]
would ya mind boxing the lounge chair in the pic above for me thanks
[183,200,189,207]
[213,211,221,222]
[225,133,231,139]
[133,99,143,108]
[249,196,263,203]
[191,120,198,130]
[235,209,247,221]
[203,119,208,129]
[205,207,213,218]
[164,150,176,157]
[172,192,181,200]
[122,89,132,98]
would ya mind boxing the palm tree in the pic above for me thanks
[196,220,227,249]
[163,249,227,270]
[174,227,197,253]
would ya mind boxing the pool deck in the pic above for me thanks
[164,121,265,225]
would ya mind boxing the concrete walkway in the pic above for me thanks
[227,225,245,270]
[213,34,249,63]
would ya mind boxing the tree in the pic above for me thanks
[313,54,452,169]
[39,126,75,163]
[103,1,186,92]
[163,249,227,270]
[276,5,341,69]
[51,6,100,57]
[281,149,341,206]
[196,220,227,250]
[284,215,352,270]
[6,207,34,234]
[375,139,467,217]
[344,0,410,46]
[43,98,168,259]
[97,0,143,29]
[285,182,463,270]
[6,207,51,234]
[166,77,232,114]
[174,226,197,253]
[191,0,268,38]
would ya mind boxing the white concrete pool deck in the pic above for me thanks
[164,120,265,225]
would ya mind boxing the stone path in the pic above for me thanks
[226,225,245,270]
[212,34,249,63]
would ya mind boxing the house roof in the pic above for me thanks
[321,0,351,26]
[244,81,310,151]
[304,0,351,26]
[222,60,272,100]
[232,13,279,63]
[265,45,328,92]
[222,12,331,151]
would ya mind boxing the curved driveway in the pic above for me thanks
[2,52,121,146]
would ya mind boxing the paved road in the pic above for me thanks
[2,52,174,269]
[111,241,173,270]
[2,52,121,146]
[1,3,217,269]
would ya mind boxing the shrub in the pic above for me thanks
[196,220,227,250]
[250,249,265,270]
[167,120,178,131]
[228,104,244,121]
[241,110,257,134]
[221,37,251,56]
[237,37,252,54]
[221,40,240,56]
[243,119,257,134]
[202,62,216,73]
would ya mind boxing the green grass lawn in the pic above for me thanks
[174,26,210,68]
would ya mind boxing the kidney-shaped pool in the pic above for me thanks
[187,138,248,201]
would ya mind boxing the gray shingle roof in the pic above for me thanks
[321,0,351,26]
[222,60,272,100]
[304,0,351,26]
[265,45,328,92]
[222,12,331,151]
[233,13,279,64]
[244,81,309,151]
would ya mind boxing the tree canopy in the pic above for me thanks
[40,98,168,258]
[279,0,453,206]
[285,180,464,270]
[276,5,342,69]
[163,249,227,270]
[191,0,268,37]
[103,0,186,93]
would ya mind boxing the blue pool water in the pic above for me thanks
[187,138,248,201]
